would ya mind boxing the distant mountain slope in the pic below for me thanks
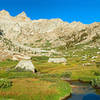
[0,10,100,53]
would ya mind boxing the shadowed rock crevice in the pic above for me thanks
[0,30,3,35]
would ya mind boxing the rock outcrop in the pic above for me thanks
[48,58,66,63]
[15,60,35,73]
[0,10,100,59]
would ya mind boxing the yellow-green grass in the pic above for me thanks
[0,59,18,69]
[0,59,72,100]
[0,58,98,81]
[34,61,68,74]
[69,66,99,81]
[0,78,71,100]
[0,47,100,100]
[34,60,99,82]
[32,55,100,83]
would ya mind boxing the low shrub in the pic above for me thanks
[95,62,100,68]
[94,71,100,76]
[0,78,12,88]
[60,72,72,78]
[91,77,100,88]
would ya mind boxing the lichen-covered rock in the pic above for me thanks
[15,60,35,72]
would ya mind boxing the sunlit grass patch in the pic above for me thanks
[0,78,71,100]
[0,59,18,68]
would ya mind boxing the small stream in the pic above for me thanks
[66,81,100,100]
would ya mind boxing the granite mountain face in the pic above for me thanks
[0,10,100,60]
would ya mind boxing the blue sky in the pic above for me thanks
[0,0,100,24]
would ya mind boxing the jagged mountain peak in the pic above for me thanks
[0,10,10,16]
[0,10,100,50]
[15,11,30,21]
[17,11,27,17]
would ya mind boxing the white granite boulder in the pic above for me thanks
[15,60,35,73]
[48,58,66,63]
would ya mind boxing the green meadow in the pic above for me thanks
[0,44,100,100]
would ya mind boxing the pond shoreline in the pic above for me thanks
[60,93,72,100]
[61,79,100,100]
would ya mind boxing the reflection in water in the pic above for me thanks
[67,81,100,100]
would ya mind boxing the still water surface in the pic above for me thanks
[67,81,100,100]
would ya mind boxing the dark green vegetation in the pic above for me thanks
[91,77,100,88]
[0,44,100,100]
[0,78,12,89]
[31,56,49,63]
[0,29,3,35]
